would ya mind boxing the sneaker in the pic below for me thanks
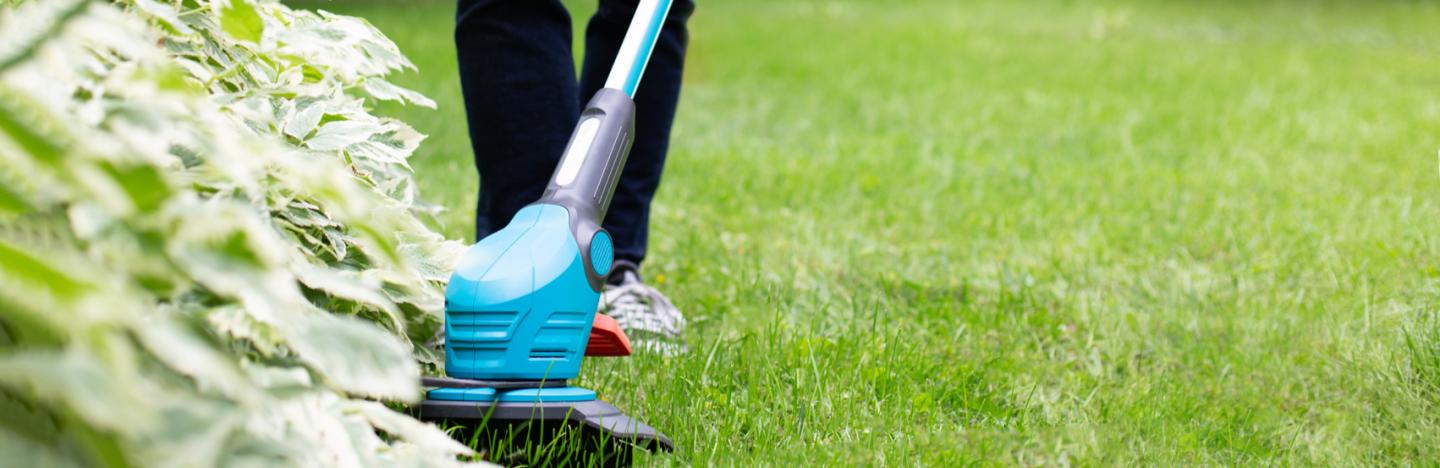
[601,260,687,355]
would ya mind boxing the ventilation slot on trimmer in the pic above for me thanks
[529,348,568,360]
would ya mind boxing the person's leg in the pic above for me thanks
[578,0,696,267]
[456,0,579,240]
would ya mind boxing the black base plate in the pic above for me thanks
[420,398,674,455]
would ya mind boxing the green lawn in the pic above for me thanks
[309,0,1440,464]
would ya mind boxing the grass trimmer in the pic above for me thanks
[418,0,676,460]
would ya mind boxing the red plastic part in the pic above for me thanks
[585,313,633,357]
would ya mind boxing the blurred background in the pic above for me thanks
[297,0,1440,464]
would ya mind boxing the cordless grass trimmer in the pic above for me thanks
[418,0,676,457]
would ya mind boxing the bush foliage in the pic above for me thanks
[0,0,479,465]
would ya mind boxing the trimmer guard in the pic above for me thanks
[419,396,673,452]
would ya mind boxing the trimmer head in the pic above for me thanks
[418,377,671,465]
[418,385,673,452]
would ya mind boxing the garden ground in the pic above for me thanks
[311,0,1440,464]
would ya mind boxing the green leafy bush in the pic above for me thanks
[0,0,479,465]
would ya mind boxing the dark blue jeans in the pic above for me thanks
[456,0,694,267]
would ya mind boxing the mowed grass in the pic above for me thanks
[309,0,1440,464]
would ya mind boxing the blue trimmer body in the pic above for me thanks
[442,203,606,381]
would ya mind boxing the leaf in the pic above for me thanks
[0,0,90,73]
[357,38,412,72]
[132,0,194,36]
[245,393,366,467]
[0,182,31,215]
[0,238,92,302]
[285,313,420,401]
[132,403,241,468]
[345,400,474,457]
[215,0,265,44]
[135,319,259,404]
[305,120,384,151]
[0,85,68,165]
[205,306,285,357]
[0,349,158,433]
[281,95,326,139]
[239,361,313,390]
[0,426,85,468]
[292,263,402,329]
[97,160,171,212]
[361,78,435,109]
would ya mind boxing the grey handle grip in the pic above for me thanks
[539,88,636,225]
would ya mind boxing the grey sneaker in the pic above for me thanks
[601,261,686,355]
